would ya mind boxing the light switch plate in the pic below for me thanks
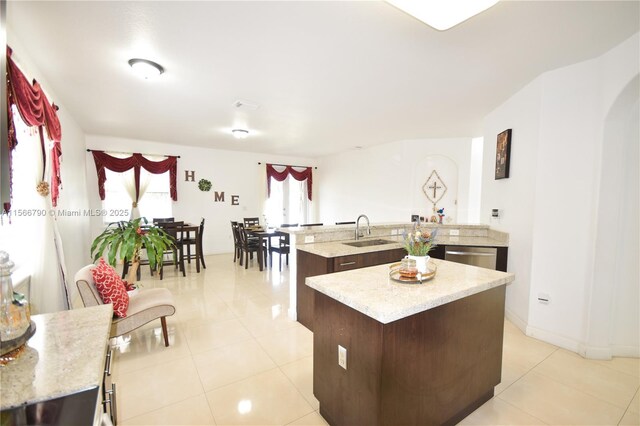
[338,345,347,369]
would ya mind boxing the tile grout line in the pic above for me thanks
[526,349,638,412]
[494,395,550,425]
[494,345,559,397]
[617,386,640,425]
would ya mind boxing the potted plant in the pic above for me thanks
[402,221,438,273]
[90,217,175,283]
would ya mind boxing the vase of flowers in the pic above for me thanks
[90,217,174,283]
[403,222,438,273]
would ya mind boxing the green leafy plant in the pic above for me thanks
[198,178,212,192]
[90,217,174,275]
[402,222,438,256]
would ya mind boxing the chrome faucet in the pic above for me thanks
[355,214,371,240]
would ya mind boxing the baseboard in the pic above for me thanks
[609,345,639,358]
[504,308,527,333]
[526,324,582,354]
[578,344,612,360]
[528,327,639,360]
[504,310,638,360]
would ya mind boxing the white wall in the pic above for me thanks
[480,78,542,330]
[609,96,639,354]
[85,135,315,255]
[481,33,639,357]
[317,138,474,225]
[2,30,91,312]
[590,76,639,357]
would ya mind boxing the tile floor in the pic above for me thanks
[111,254,639,425]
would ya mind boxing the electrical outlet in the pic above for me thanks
[304,235,315,243]
[537,293,550,304]
[338,345,347,369]
[449,229,460,236]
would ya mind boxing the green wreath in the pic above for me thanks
[198,179,212,192]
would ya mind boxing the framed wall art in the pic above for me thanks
[495,129,512,180]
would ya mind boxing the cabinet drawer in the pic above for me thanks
[333,255,363,272]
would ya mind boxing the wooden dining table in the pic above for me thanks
[247,228,286,271]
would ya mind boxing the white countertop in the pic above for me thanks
[282,223,508,248]
[297,235,508,258]
[305,259,514,324]
[0,304,113,409]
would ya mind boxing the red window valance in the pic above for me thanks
[91,151,178,202]
[6,46,63,208]
[266,163,313,201]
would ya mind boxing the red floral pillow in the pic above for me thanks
[91,258,129,318]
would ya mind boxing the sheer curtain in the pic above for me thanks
[119,168,151,219]
[4,107,67,313]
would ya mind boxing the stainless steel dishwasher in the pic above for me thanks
[444,246,498,270]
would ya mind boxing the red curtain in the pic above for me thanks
[6,47,63,207]
[266,163,313,201]
[91,151,178,202]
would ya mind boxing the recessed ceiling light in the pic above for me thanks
[232,129,250,139]
[386,0,499,31]
[128,58,164,79]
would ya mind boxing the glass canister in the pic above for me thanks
[0,251,32,356]
[399,257,418,278]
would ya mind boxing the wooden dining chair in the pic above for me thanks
[183,218,206,269]
[237,223,265,269]
[269,232,291,271]
[157,221,186,279]
[231,221,242,263]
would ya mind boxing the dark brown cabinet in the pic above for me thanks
[314,285,506,425]
[297,247,406,331]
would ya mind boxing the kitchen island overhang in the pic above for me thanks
[307,259,515,426]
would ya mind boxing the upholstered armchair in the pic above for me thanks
[74,265,176,346]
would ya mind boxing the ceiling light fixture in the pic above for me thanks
[128,58,164,79]
[386,0,499,31]
[232,129,250,139]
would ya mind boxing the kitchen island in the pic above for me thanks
[306,259,515,426]
[293,223,508,330]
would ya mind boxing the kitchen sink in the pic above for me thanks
[343,239,396,248]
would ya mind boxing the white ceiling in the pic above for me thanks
[6,1,639,158]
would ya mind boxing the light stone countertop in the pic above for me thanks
[297,234,508,258]
[0,304,113,410]
[305,259,515,324]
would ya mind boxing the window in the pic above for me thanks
[265,175,310,226]
[138,170,172,220]
[102,164,171,223]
